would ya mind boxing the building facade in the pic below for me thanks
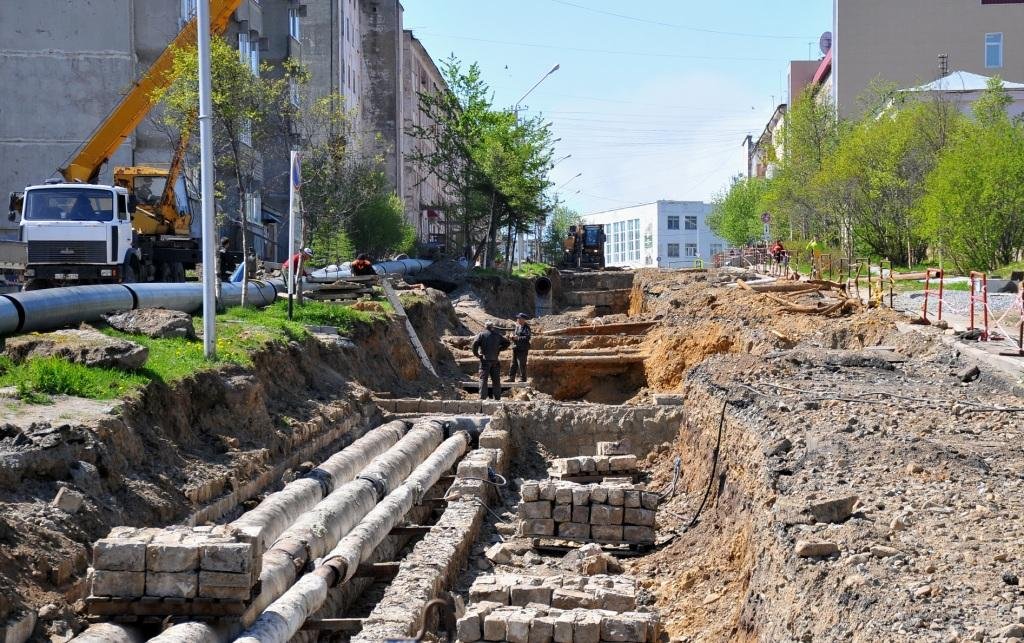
[583,201,727,269]
[833,0,1024,115]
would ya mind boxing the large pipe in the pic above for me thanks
[147,420,448,643]
[309,258,433,282]
[235,431,469,643]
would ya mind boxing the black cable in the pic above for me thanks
[685,398,728,531]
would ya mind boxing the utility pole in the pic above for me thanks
[197,0,217,360]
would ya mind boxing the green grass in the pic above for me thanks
[225,299,380,335]
[0,355,146,401]
[512,262,551,279]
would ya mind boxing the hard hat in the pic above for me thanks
[302,247,313,256]
[516,313,528,319]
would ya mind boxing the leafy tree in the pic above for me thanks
[917,78,1024,271]
[543,204,582,262]
[708,176,770,246]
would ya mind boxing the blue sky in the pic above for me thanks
[401,0,832,214]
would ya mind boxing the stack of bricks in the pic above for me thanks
[550,454,637,479]
[458,573,657,643]
[517,481,658,544]
[89,524,261,604]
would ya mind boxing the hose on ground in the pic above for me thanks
[684,398,728,532]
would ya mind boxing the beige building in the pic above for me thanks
[833,0,1024,115]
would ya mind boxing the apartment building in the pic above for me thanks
[833,0,1024,115]
[583,201,727,269]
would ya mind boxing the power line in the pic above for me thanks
[547,0,813,40]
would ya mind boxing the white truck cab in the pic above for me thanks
[15,182,139,287]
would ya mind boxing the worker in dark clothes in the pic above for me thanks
[351,253,376,276]
[472,321,511,401]
[508,313,532,382]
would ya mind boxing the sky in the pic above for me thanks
[401,0,833,215]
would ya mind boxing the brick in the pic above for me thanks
[553,611,575,643]
[558,522,590,540]
[521,482,540,502]
[552,504,572,522]
[93,539,146,572]
[201,542,252,573]
[393,399,421,414]
[520,501,553,519]
[607,488,625,506]
[198,571,250,588]
[596,441,629,456]
[91,570,145,598]
[555,486,574,505]
[147,541,199,573]
[589,505,623,526]
[457,612,482,642]
[571,505,590,524]
[595,457,610,473]
[470,579,510,605]
[590,487,608,504]
[479,429,509,450]
[520,519,555,537]
[596,589,636,612]
[608,455,637,471]
[590,525,624,542]
[622,526,655,543]
[552,589,600,610]
[458,459,490,480]
[507,611,533,643]
[530,616,556,643]
[475,601,503,617]
[601,614,648,642]
[573,611,601,643]
[624,508,656,527]
[198,584,251,600]
[483,610,509,641]
[511,585,552,607]
[146,571,198,598]
[51,487,85,514]
[623,490,641,508]
[571,487,590,506]
[579,457,596,473]
[540,482,558,501]
[640,492,660,511]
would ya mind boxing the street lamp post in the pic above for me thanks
[514,64,560,112]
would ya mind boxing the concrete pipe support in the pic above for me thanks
[234,431,470,643]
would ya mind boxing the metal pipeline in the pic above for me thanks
[309,258,433,282]
[534,276,553,318]
[0,279,284,337]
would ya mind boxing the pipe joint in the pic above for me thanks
[302,467,334,497]
[356,473,388,502]
[319,557,348,588]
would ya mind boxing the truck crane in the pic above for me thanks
[6,0,243,288]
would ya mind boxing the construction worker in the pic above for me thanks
[351,253,376,276]
[282,247,314,280]
[508,313,532,382]
[472,321,511,401]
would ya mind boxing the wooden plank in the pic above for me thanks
[540,321,658,337]
[381,279,438,377]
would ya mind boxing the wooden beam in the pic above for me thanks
[381,278,438,377]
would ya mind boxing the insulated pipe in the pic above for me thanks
[234,431,470,643]
[0,296,19,335]
[124,282,203,313]
[308,258,433,282]
[70,623,145,643]
[147,420,448,643]
[231,420,410,550]
[4,284,134,332]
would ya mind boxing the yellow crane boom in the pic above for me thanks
[60,0,244,184]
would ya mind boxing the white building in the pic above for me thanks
[582,201,727,269]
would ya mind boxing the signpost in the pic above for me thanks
[761,212,771,242]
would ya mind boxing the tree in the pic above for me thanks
[543,205,582,263]
[917,78,1024,271]
[708,176,770,246]
[155,37,296,305]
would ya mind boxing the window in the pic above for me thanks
[684,215,698,230]
[289,8,301,40]
[986,33,1003,68]
[684,243,698,258]
[666,215,679,230]
[289,79,300,106]
[240,119,252,146]
[181,0,197,23]
[667,243,680,258]
[710,243,723,256]
[245,194,262,225]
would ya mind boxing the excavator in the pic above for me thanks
[6,0,243,288]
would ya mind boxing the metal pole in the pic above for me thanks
[287,151,300,319]
[197,0,217,360]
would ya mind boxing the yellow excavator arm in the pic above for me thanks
[60,0,244,184]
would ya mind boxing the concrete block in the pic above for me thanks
[640,492,659,511]
[530,616,556,643]
[596,441,629,456]
[590,487,608,504]
[555,486,574,505]
[590,525,624,542]
[393,399,421,414]
[624,508,656,527]
[553,612,575,643]
[601,614,648,642]
[521,482,540,502]
[198,584,251,600]
[201,542,252,573]
[147,541,199,573]
[198,570,250,588]
[596,589,636,612]
[565,458,581,475]
[552,589,599,610]
[609,455,637,471]
[458,459,490,481]
[457,612,482,642]
[573,611,601,643]
[595,457,610,473]
[540,482,558,501]
[146,571,198,598]
[511,585,552,607]
[520,519,556,537]
[51,487,85,514]
[470,579,510,605]
[607,488,625,506]
[506,611,533,643]
[475,601,503,617]
[623,490,641,508]
[579,457,596,473]
[91,570,144,597]
[558,522,590,540]
[571,505,590,524]
[520,501,553,519]
[622,526,655,543]
[93,539,146,572]
[571,487,590,506]
[483,610,509,641]
[589,505,623,526]
[552,504,572,522]
[479,428,509,450]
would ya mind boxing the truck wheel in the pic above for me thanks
[158,262,173,282]
[171,262,185,282]
[122,261,137,284]
[23,279,53,291]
